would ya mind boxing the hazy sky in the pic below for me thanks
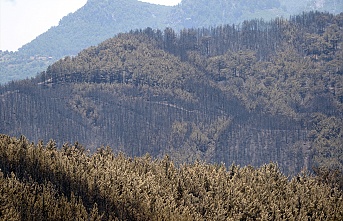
[0,0,181,52]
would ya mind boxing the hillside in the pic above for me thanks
[1,11,342,175]
[0,0,170,84]
[0,134,342,220]
[1,0,342,84]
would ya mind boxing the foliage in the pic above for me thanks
[0,134,342,220]
[309,114,343,171]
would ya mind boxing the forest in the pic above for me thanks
[0,12,342,176]
[1,0,342,84]
[0,134,342,220]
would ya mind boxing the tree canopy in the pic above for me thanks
[0,134,342,220]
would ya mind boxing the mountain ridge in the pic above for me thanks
[1,0,342,84]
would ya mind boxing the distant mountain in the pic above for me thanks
[1,12,342,175]
[281,0,343,15]
[168,0,284,28]
[1,0,342,84]
[20,0,171,57]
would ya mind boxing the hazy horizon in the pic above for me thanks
[0,0,181,52]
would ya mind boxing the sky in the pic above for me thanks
[0,0,181,52]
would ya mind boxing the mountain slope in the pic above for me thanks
[1,12,342,175]
[20,0,171,57]
[1,0,342,84]
[168,0,284,28]
[0,0,170,84]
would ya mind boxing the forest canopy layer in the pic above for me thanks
[0,134,342,220]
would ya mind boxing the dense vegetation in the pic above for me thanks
[1,0,342,83]
[1,11,342,175]
[0,134,342,220]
